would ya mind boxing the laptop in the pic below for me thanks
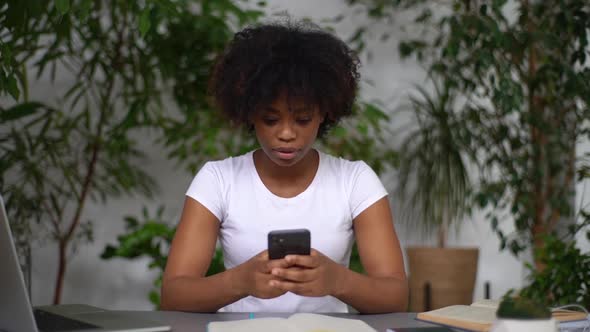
[0,195,171,332]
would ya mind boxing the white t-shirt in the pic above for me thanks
[185,150,387,312]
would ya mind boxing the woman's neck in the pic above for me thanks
[253,148,319,184]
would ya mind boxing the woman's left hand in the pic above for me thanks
[268,249,347,297]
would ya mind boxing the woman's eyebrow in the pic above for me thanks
[262,106,280,114]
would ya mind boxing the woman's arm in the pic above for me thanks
[269,196,408,313]
[160,197,287,312]
[335,196,408,313]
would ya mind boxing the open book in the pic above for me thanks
[416,299,588,332]
[207,313,377,332]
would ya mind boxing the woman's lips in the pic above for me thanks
[274,148,299,160]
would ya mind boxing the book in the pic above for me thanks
[416,299,588,332]
[207,313,377,332]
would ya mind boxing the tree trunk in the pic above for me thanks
[53,241,67,304]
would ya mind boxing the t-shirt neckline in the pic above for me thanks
[249,149,323,202]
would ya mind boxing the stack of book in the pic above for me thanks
[416,299,588,332]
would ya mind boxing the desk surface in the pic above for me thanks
[121,310,444,332]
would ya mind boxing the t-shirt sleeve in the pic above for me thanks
[349,161,388,219]
[185,162,225,222]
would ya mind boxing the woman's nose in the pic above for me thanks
[278,121,296,141]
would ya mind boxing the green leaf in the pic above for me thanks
[1,102,45,122]
[56,0,70,15]
[480,4,488,16]
[414,8,432,23]
[364,103,389,123]
[6,75,19,100]
[496,297,551,319]
[356,123,368,136]
[78,0,92,20]
[148,291,160,306]
[100,246,117,259]
[330,126,347,138]
[139,8,151,37]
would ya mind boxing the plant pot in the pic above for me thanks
[406,246,479,312]
[490,318,557,332]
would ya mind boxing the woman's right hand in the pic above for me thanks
[234,250,290,299]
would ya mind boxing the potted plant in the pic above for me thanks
[491,296,556,332]
[348,0,590,310]
[396,78,477,311]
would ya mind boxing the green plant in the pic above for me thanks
[101,206,225,307]
[349,243,365,274]
[0,0,263,304]
[496,294,551,319]
[321,101,399,175]
[395,79,470,247]
[518,216,590,309]
[348,0,590,262]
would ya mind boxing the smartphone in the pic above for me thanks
[267,228,311,260]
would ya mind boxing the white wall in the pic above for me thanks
[25,0,585,310]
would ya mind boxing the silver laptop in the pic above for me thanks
[0,195,171,332]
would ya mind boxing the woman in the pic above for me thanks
[161,20,408,314]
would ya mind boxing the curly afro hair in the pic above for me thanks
[208,20,360,137]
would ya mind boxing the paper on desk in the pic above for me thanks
[559,314,590,332]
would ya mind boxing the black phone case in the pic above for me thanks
[267,228,311,260]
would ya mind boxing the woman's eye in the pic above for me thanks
[263,118,278,125]
[296,118,311,124]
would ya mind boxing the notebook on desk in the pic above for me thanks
[0,194,171,332]
[416,299,588,332]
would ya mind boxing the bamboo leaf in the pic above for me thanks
[56,0,70,15]
[1,102,44,122]
[6,75,19,100]
[78,0,92,20]
[139,8,151,37]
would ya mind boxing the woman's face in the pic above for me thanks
[252,92,324,167]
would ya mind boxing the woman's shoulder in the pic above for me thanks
[189,151,254,194]
[201,151,254,175]
[319,150,371,174]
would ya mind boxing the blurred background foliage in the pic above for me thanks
[394,78,471,249]
[100,206,225,307]
[348,0,590,308]
[0,0,394,305]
